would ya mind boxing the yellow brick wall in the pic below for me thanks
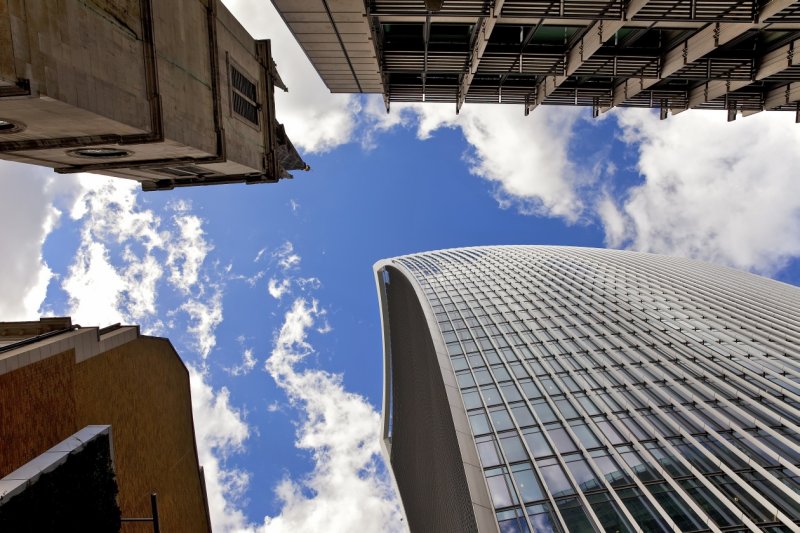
[0,336,211,533]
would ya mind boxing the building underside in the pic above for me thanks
[274,0,800,119]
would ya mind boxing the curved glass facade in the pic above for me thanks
[376,246,800,533]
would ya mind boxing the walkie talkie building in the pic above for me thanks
[374,246,800,532]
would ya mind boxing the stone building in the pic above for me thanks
[0,317,212,532]
[0,0,307,190]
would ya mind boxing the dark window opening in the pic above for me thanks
[230,65,259,126]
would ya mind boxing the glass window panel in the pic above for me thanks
[511,405,537,428]
[590,449,632,487]
[509,362,528,379]
[561,375,581,393]
[526,503,558,533]
[586,492,634,533]
[619,446,662,482]
[618,415,652,441]
[457,371,476,389]
[617,488,670,532]
[491,408,516,432]
[485,349,502,365]
[564,454,602,492]
[530,361,547,375]
[540,378,561,396]
[477,435,503,467]
[443,331,458,343]
[598,392,623,412]
[523,428,553,458]
[532,401,558,423]
[538,458,575,497]
[646,483,705,531]
[474,368,494,386]
[496,508,530,533]
[447,342,463,356]
[554,398,579,419]
[462,390,483,410]
[481,385,503,406]
[678,479,741,528]
[501,383,523,403]
[643,441,688,477]
[463,340,478,352]
[710,473,773,522]
[697,435,748,470]
[470,412,492,435]
[521,380,543,400]
[512,464,545,503]
[556,497,595,533]
[569,422,601,449]
[493,365,512,382]
[576,395,602,416]
[468,354,485,367]
[486,469,519,509]
[501,347,519,362]
[546,425,578,454]
[500,433,529,463]
[670,439,719,474]
[451,356,469,371]
[594,419,626,445]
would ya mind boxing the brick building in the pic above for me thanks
[0,318,212,532]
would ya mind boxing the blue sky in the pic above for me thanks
[1,1,800,531]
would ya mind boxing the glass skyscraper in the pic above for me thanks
[374,246,800,532]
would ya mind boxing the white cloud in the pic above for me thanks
[606,109,800,274]
[181,284,224,360]
[189,365,252,532]
[228,348,258,377]
[268,278,291,300]
[166,204,213,294]
[56,176,248,530]
[597,193,629,249]
[295,277,321,292]
[222,0,358,153]
[0,162,84,320]
[365,102,588,221]
[63,178,160,327]
[259,298,405,533]
[273,241,301,270]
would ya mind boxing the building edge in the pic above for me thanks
[374,259,499,533]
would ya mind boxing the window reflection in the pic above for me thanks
[526,503,559,533]
[499,433,529,463]
[537,458,575,497]
[486,467,519,508]
[522,427,553,458]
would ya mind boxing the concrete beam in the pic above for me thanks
[741,82,800,120]
[681,37,799,115]
[526,1,652,114]
[457,0,505,113]
[756,37,799,80]
[758,0,799,21]
[603,21,757,113]
[673,79,752,114]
